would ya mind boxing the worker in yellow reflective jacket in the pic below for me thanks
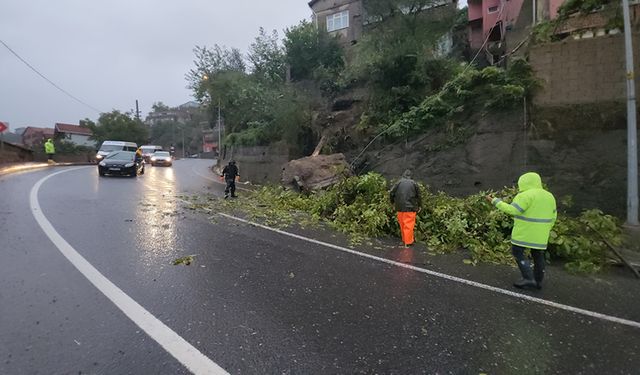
[487,172,557,290]
[44,138,55,164]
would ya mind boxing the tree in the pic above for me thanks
[151,102,170,112]
[185,45,247,102]
[349,0,458,125]
[283,21,344,81]
[87,110,149,146]
[248,27,286,84]
[184,29,319,155]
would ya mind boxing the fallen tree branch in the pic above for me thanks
[588,224,640,279]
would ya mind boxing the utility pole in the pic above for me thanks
[622,0,638,226]
[217,98,222,157]
[135,100,141,121]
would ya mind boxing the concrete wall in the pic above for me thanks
[530,33,640,106]
[0,142,33,163]
[219,144,290,184]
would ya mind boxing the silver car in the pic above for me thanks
[150,151,173,167]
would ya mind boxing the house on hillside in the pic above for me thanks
[467,0,529,62]
[309,0,457,49]
[309,0,364,46]
[468,0,640,64]
[54,123,95,147]
[22,127,54,149]
[144,101,201,127]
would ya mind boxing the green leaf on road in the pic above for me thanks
[173,255,196,266]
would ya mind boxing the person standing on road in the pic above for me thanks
[221,160,239,199]
[390,169,422,248]
[486,172,557,290]
[44,138,55,164]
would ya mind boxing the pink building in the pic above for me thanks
[468,0,526,50]
[468,0,566,52]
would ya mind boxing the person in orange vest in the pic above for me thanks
[390,170,422,247]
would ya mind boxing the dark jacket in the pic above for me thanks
[221,164,239,180]
[390,178,421,212]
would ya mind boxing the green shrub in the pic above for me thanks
[385,60,538,138]
[218,173,620,273]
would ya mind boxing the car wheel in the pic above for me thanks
[99,171,105,177]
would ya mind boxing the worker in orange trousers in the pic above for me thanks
[390,170,422,247]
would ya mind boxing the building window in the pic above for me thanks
[327,10,349,32]
[488,5,499,13]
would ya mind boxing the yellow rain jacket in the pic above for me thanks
[44,139,55,154]
[492,172,557,250]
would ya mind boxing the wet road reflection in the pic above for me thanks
[134,166,181,271]
[387,247,421,295]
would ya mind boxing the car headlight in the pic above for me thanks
[150,157,157,161]
[124,162,134,168]
[96,154,104,160]
[99,161,106,167]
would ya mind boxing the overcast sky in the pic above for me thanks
[0,1,311,131]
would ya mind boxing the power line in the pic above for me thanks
[0,38,103,113]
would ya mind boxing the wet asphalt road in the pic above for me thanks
[1,160,639,374]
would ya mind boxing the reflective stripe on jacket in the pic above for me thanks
[492,172,557,250]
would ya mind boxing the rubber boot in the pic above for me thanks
[513,279,537,289]
[514,257,536,289]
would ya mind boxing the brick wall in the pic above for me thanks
[530,33,640,105]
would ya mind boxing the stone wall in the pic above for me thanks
[530,33,640,106]
[359,104,639,218]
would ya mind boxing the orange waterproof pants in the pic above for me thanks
[397,212,417,245]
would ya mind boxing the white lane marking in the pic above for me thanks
[30,168,228,375]
[190,165,249,192]
[217,213,640,330]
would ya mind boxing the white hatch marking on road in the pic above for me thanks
[30,168,228,375]
[217,213,640,330]
[190,166,249,192]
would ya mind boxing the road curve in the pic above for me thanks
[1,160,639,374]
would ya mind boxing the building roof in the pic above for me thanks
[23,127,54,137]
[178,101,200,109]
[309,0,361,9]
[55,123,92,136]
[1,132,24,145]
